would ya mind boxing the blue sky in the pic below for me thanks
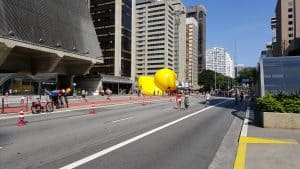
[183,0,277,67]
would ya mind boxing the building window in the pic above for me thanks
[288,27,293,31]
[288,21,293,25]
[288,33,293,37]
[288,14,293,18]
[288,8,293,12]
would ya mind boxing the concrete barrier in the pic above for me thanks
[263,112,300,129]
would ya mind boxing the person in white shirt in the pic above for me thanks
[205,92,211,107]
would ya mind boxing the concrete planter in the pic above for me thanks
[263,112,300,129]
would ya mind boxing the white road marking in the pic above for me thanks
[111,117,132,123]
[0,99,168,120]
[59,100,230,169]
[241,106,250,137]
[0,147,2,149]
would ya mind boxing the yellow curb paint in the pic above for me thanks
[233,143,247,169]
[233,136,298,169]
[240,136,298,144]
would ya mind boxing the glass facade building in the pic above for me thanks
[90,0,132,77]
[260,56,300,95]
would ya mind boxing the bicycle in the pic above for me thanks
[31,98,54,114]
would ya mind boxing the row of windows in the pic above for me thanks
[148,23,165,28]
[148,9,165,14]
[146,53,163,56]
[148,13,165,18]
[148,28,164,32]
[148,48,164,51]
[148,18,165,23]
[148,38,164,42]
[148,4,165,9]
[148,43,164,47]
[148,33,164,37]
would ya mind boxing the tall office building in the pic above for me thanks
[186,17,199,90]
[187,5,207,72]
[90,0,136,92]
[206,47,234,78]
[272,0,300,56]
[135,0,186,81]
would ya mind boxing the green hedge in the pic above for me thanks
[257,93,300,113]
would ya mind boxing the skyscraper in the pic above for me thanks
[135,0,186,81]
[272,0,300,56]
[187,5,207,72]
[90,0,136,92]
[206,47,234,78]
[186,17,199,90]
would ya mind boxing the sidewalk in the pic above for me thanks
[236,101,300,169]
[0,95,171,115]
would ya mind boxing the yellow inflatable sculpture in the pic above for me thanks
[138,68,177,96]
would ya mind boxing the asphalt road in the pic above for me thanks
[0,96,240,169]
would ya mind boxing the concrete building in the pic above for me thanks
[187,5,207,72]
[0,0,102,94]
[90,0,136,93]
[272,0,300,56]
[186,18,199,90]
[206,47,234,78]
[135,0,186,82]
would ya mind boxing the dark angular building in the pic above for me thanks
[0,0,102,94]
[89,0,135,93]
[187,5,207,73]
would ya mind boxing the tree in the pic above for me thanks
[198,70,234,92]
[236,67,257,87]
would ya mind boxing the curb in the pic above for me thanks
[208,116,244,169]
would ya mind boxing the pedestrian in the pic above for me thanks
[106,88,112,100]
[184,92,190,109]
[205,92,211,107]
[81,89,87,102]
[235,91,239,105]
[240,91,244,104]
[176,91,182,110]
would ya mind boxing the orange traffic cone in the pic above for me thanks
[16,109,26,126]
[89,102,96,114]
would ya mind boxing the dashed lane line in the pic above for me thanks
[111,117,132,123]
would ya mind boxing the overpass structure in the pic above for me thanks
[0,0,103,93]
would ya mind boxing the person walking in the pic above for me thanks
[106,88,112,100]
[176,91,182,110]
[81,89,87,102]
[235,91,239,105]
[205,92,211,107]
[184,92,190,109]
[240,91,244,104]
